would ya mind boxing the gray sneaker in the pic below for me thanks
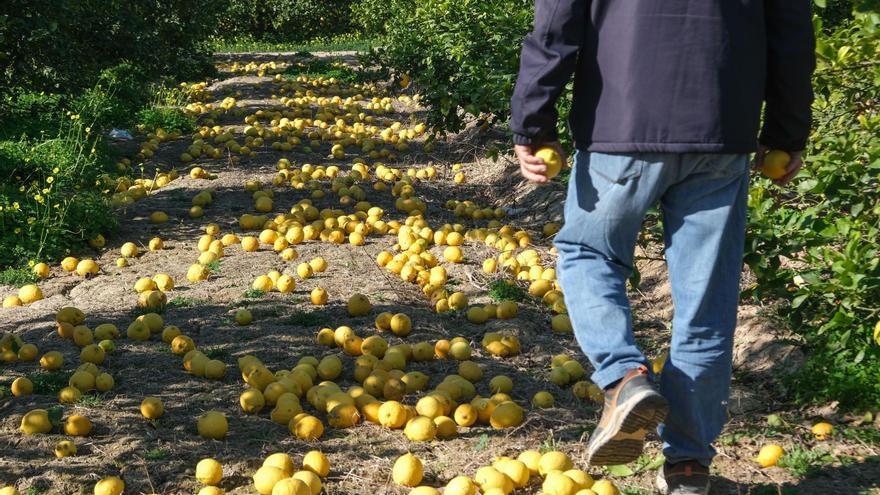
[586,365,668,465]
[656,461,710,495]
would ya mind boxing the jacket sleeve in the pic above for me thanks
[510,0,588,146]
[759,0,816,152]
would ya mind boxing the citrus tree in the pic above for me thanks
[747,1,880,406]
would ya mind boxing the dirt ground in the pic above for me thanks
[1,52,878,495]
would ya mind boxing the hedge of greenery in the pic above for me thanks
[0,2,207,273]
[215,0,356,45]
[0,0,218,96]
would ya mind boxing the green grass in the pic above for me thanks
[168,296,208,308]
[620,488,653,495]
[206,260,222,273]
[283,58,379,84]
[0,267,37,287]
[208,36,373,54]
[144,448,168,460]
[488,279,526,302]
[78,394,103,407]
[286,310,326,327]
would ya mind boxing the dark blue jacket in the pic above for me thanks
[510,0,816,153]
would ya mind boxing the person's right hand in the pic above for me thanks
[515,142,565,183]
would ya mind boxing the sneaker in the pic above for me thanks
[656,461,710,495]
[586,365,668,465]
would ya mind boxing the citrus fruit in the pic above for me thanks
[196,458,223,485]
[392,453,423,487]
[761,150,790,179]
[535,146,563,178]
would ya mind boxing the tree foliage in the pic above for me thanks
[0,0,217,96]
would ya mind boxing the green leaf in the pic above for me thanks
[605,464,635,477]
[854,349,865,364]
[643,453,666,471]
[814,0,826,7]
[792,293,809,309]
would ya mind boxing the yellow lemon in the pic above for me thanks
[756,444,784,468]
[302,450,330,477]
[539,451,573,475]
[94,476,125,495]
[196,458,223,486]
[20,409,52,434]
[392,453,423,487]
[64,415,92,436]
[54,439,77,458]
[141,397,164,419]
[253,466,287,495]
[404,416,437,442]
[11,377,33,397]
[761,150,790,180]
[197,411,228,439]
[535,147,563,178]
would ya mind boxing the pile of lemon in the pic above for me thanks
[390,450,621,495]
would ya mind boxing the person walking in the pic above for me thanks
[510,1,815,493]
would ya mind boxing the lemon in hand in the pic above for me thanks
[535,147,563,178]
[761,150,790,180]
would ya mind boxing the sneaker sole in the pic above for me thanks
[656,468,711,495]
[587,390,668,466]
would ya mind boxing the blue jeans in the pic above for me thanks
[555,151,750,466]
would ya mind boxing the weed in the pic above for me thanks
[206,260,222,272]
[244,289,265,299]
[0,385,9,399]
[842,425,880,444]
[540,435,561,453]
[135,107,194,134]
[168,296,206,308]
[286,310,326,327]
[28,371,70,395]
[488,279,526,302]
[25,488,41,495]
[78,394,104,407]
[132,304,165,316]
[204,347,229,359]
[473,433,489,451]
[620,488,653,495]
[778,445,834,477]
[718,432,750,446]
[0,267,37,287]
[144,448,168,460]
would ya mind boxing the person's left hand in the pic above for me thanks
[754,144,804,186]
